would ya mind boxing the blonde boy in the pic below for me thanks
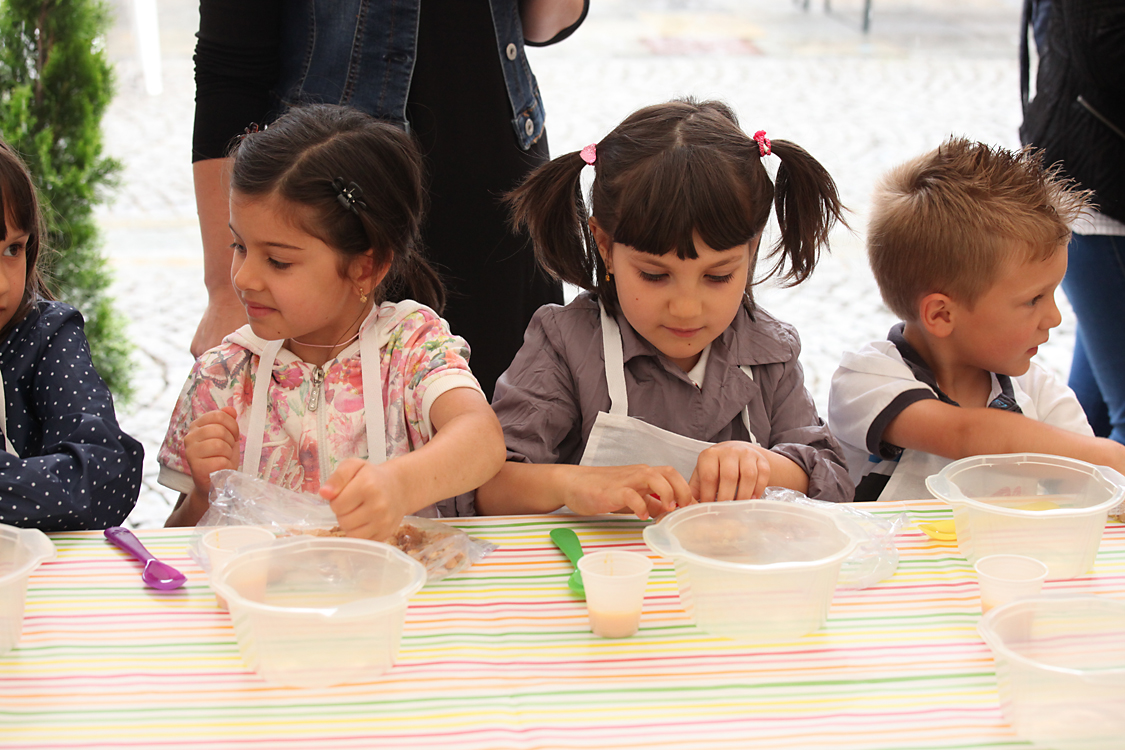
[829,138,1125,501]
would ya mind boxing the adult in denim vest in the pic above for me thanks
[192,0,587,398]
[1020,0,1125,442]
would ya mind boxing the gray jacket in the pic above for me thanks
[492,293,854,503]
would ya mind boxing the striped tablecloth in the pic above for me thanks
[2,501,1123,750]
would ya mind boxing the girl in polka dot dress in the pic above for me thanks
[0,140,144,530]
[159,105,505,540]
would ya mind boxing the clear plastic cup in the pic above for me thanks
[577,550,652,638]
[974,554,1049,613]
[202,526,275,574]
[201,526,275,610]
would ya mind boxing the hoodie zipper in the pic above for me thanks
[306,364,331,482]
[307,366,324,411]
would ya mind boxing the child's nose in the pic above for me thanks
[669,294,703,319]
[1043,293,1063,329]
[231,255,257,292]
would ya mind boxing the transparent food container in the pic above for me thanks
[925,454,1125,579]
[978,595,1125,750]
[211,536,427,688]
[0,524,56,656]
[643,499,857,641]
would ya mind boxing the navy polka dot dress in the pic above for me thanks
[0,301,144,531]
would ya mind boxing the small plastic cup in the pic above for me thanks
[974,554,1049,613]
[202,526,275,609]
[577,550,653,638]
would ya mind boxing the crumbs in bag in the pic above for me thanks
[293,521,468,574]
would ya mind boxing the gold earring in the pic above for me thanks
[605,273,612,282]
[359,290,369,304]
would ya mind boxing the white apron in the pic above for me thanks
[0,373,18,456]
[240,319,387,478]
[877,449,950,502]
[578,303,757,482]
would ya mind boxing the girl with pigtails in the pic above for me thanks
[476,99,855,519]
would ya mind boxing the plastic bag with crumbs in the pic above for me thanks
[192,470,496,582]
[763,487,905,589]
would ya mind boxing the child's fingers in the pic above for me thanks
[642,492,670,518]
[693,454,720,503]
[319,457,367,503]
[617,488,651,520]
[715,455,741,503]
[220,406,240,440]
[657,467,695,510]
[335,511,396,543]
[751,451,771,498]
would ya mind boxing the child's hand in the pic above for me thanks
[690,441,771,503]
[319,458,409,542]
[184,406,239,496]
[560,464,693,519]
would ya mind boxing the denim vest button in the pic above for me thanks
[524,118,534,136]
[506,42,518,60]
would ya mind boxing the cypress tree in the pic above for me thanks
[0,0,133,401]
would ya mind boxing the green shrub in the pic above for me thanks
[0,0,133,402]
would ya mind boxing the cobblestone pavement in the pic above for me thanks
[97,0,1070,528]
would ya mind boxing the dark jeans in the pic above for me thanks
[1062,232,1125,443]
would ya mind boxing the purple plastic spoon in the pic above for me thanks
[104,526,187,590]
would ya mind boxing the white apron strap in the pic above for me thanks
[598,302,629,416]
[737,365,759,446]
[241,338,284,476]
[0,372,17,456]
[360,323,387,465]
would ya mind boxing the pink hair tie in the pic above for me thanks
[753,130,772,157]
[580,143,597,165]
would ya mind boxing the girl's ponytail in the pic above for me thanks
[380,246,447,314]
[766,140,846,287]
[507,150,601,290]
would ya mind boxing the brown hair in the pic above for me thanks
[507,99,845,314]
[229,104,444,312]
[0,140,54,338]
[868,137,1090,321]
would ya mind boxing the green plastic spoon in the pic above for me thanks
[550,527,586,598]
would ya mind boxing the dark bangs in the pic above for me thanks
[611,143,770,258]
[592,100,773,259]
[0,154,38,252]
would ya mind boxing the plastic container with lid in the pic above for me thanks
[0,524,56,656]
[643,499,857,642]
[925,454,1125,579]
[978,595,1125,750]
[210,536,427,688]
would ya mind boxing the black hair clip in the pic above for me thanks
[237,122,265,143]
[332,177,367,214]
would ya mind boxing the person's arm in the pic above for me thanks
[756,325,853,503]
[164,406,240,527]
[884,399,1125,472]
[476,460,689,518]
[0,306,144,531]
[320,388,507,540]
[191,159,244,356]
[520,0,587,44]
[191,0,280,356]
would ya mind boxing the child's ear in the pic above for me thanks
[350,249,391,294]
[588,216,614,273]
[918,293,956,338]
